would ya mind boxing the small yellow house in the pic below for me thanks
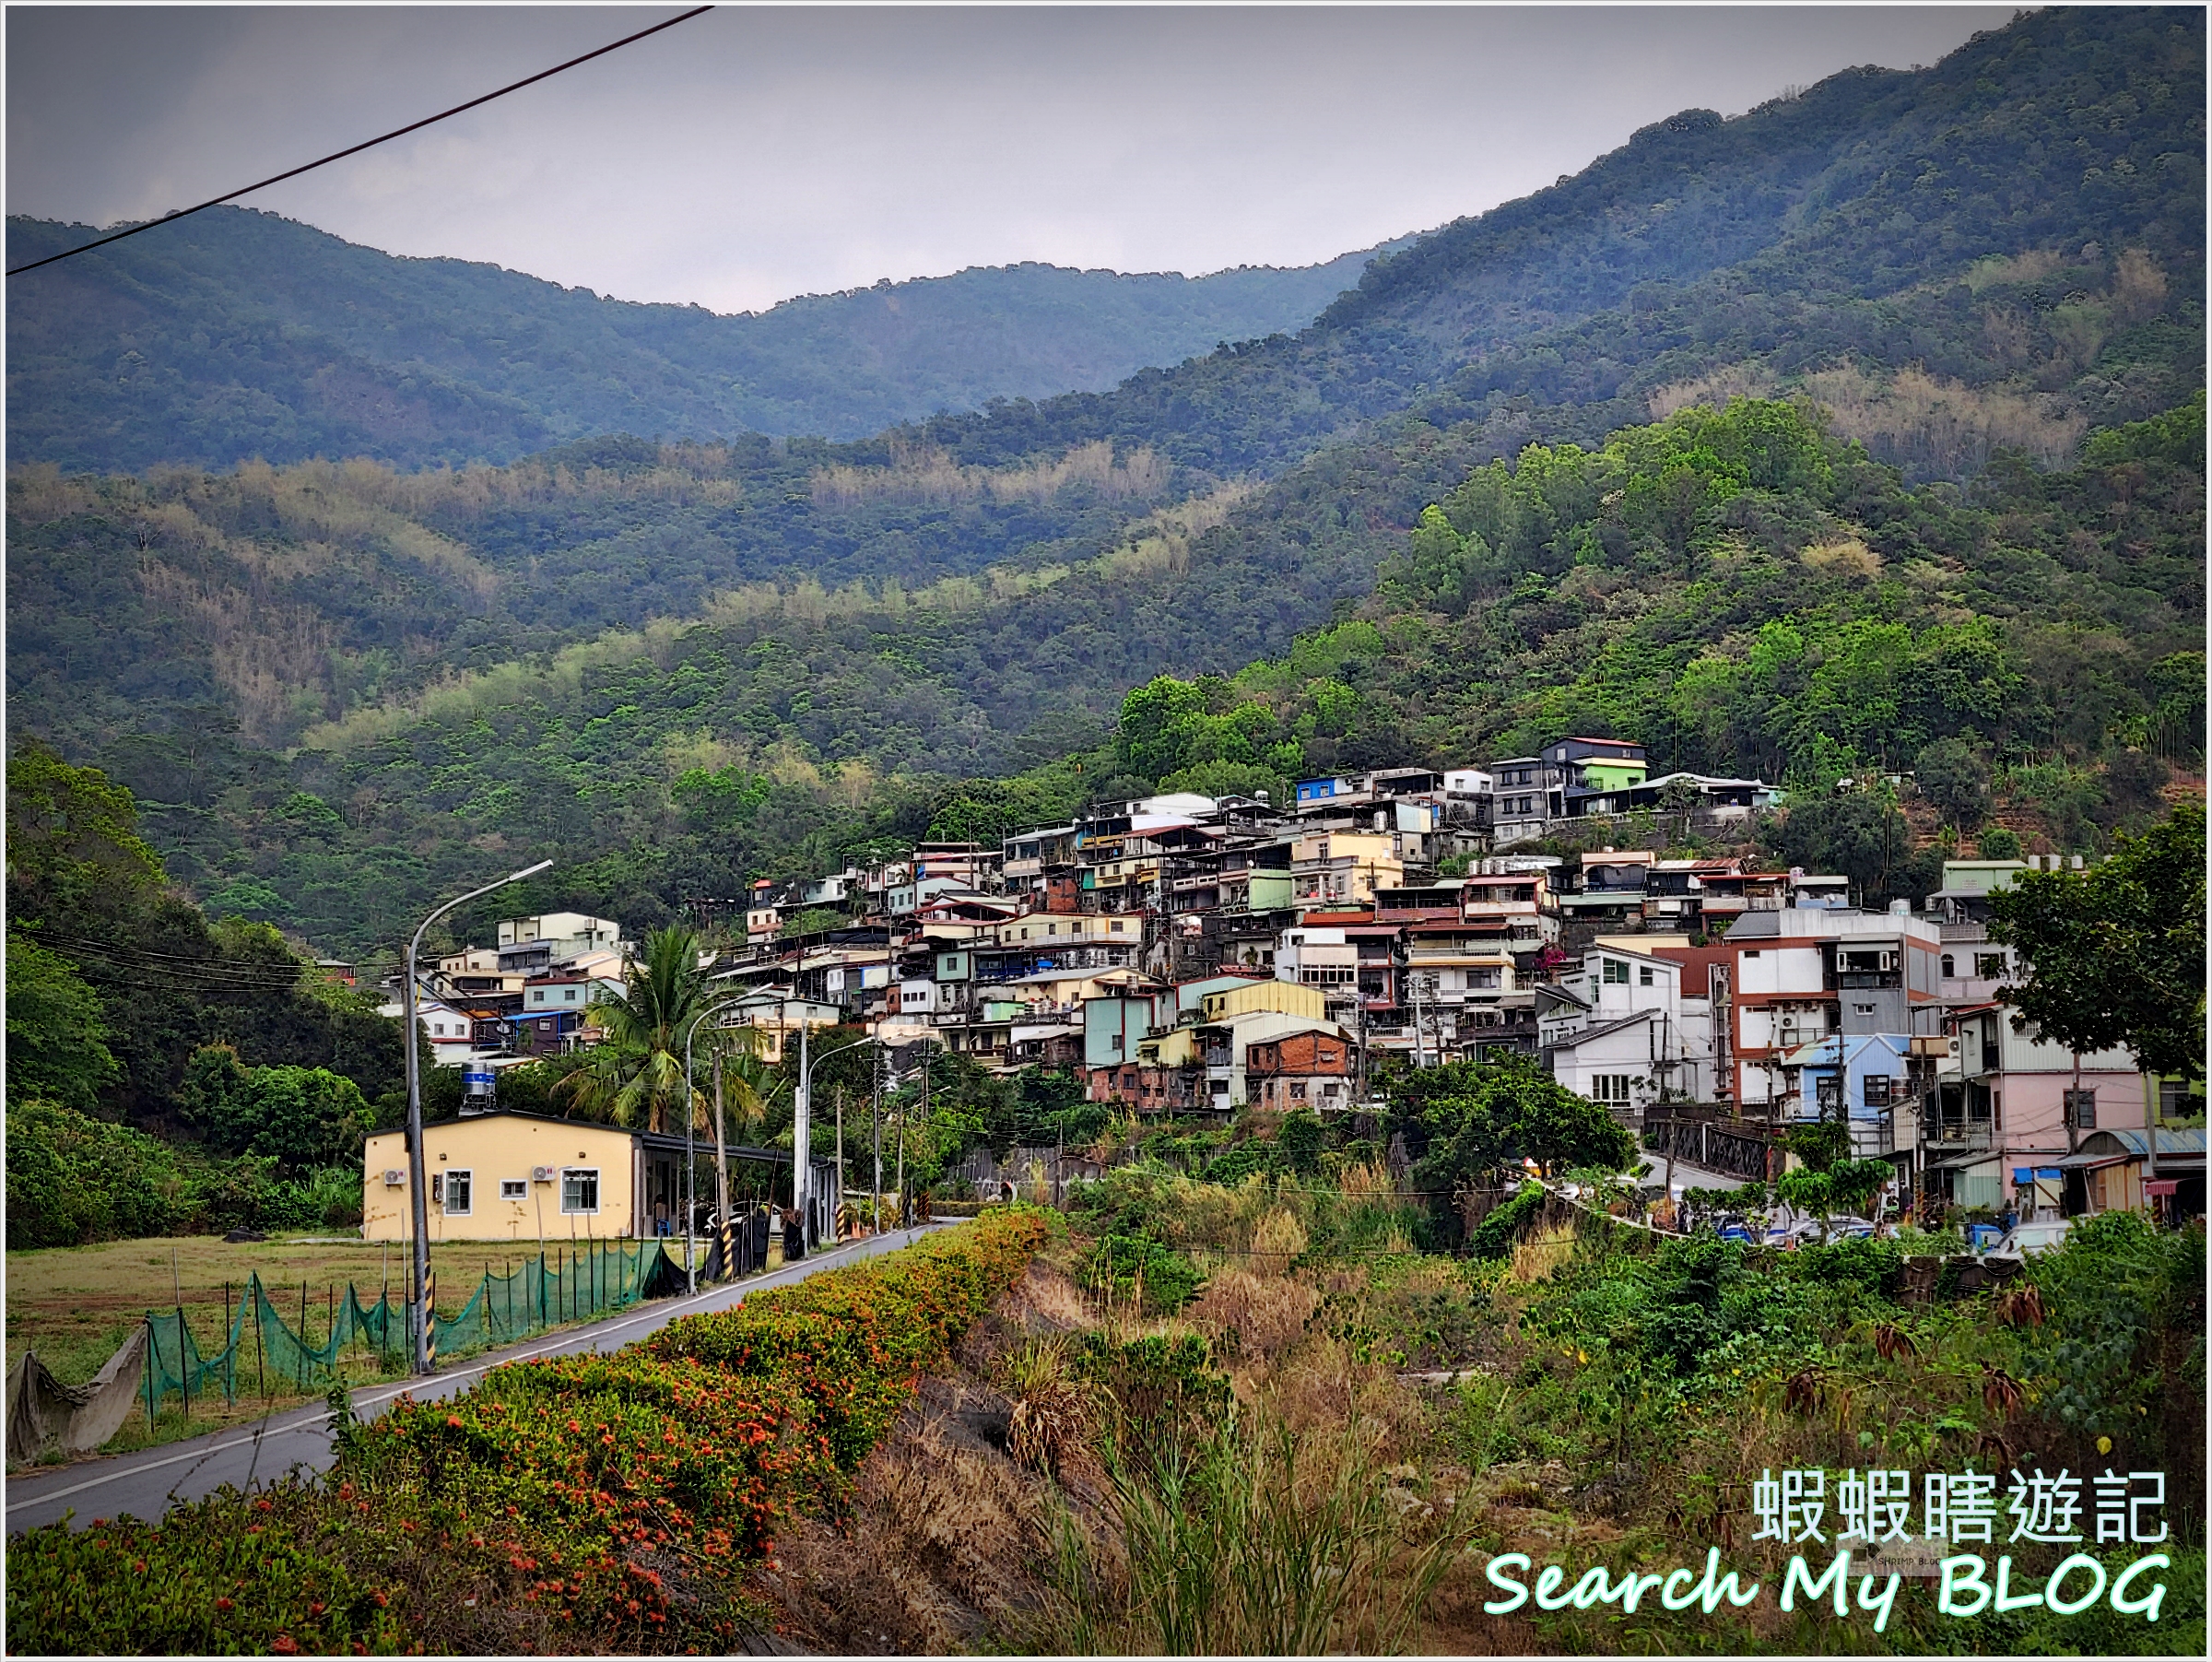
[362,1110,807,1245]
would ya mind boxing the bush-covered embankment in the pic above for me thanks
[6,1208,1054,1656]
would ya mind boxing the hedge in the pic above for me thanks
[7,1207,1054,1655]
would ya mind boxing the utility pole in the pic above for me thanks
[794,1016,811,1251]
[872,1048,884,1233]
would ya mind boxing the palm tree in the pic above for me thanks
[557,926,708,1135]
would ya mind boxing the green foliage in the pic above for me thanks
[5,930,118,1111]
[557,926,709,1134]
[1915,735,1994,829]
[1465,1180,1546,1261]
[1394,1055,1640,1236]
[1761,788,1938,907]
[6,745,404,1132]
[1083,1234,1206,1314]
[2,1098,351,1247]
[1978,824,2023,859]
[1989,801,2206,1078]
[178,1044,374,1172]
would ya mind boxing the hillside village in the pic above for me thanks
[402,737,2205,1228]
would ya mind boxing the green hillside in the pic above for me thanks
[6,7,2202,958]
[5,207,1398,472]
[21,393,2195,960]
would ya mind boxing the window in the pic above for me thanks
[1289,1082,1307,1101]
[1816,1077,1842,1112]
[429,1173,442,1205]
[2064,1090,2097,1130]
[1603,960,1630,984]
[500,1178,528,1200]
[1110,920,1125,934]
[1639,965,1655,986]
[564,988,577,1003]
[443,1169,473,1216]
[432,1021,447,1035]
[1590,1075,1634,1104]
[2160,1079,2191,1119]
[1864,1075,1895,1108]
[1941,954,1956,978]
[1974,952,2006,979]
[561,1168,600,1213]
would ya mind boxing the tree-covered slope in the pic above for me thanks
[897,6,2203,478]
[6,207,1399,471]
[24,394,2196,959]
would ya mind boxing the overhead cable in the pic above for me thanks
[6,6,713,277]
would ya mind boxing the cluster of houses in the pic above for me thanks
[393,738,2204,1229]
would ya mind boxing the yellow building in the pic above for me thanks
[362,1110,815,1245]
[1198,979,1326,1024]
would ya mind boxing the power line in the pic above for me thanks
[6,6,714,277]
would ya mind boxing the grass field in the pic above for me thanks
[6,1232,729,1467]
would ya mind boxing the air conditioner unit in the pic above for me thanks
[531,1166,557,1183]
[382,1169,406,1186]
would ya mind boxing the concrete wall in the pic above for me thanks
[364,1117,641,1244]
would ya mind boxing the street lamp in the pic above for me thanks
[404,857,553,1375]
[680,989,764,1294]
[797,1022,875,1251]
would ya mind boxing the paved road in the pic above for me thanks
[7,1222,952,1536]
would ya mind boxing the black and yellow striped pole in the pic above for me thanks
[423,1267,439,1365]
[720,1216,735,1281]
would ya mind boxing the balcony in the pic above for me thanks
[1829,971,1902,990]
[1925,1120,1994,1149]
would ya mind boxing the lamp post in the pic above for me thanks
[797,1023,874,1251]
[404,858,552,1375]
[681,991,750,1296]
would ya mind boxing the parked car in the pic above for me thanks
[1986,1218,2074,1260]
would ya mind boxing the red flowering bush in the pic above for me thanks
[650,1206,1054,1465]
[7,1209,1052,1655]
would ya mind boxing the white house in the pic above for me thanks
[1539,945,1714,1111]
[377,995,486,1067]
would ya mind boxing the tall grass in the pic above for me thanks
[1041,1412,1463,1656]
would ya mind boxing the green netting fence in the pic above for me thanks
[142,1240,688,1417]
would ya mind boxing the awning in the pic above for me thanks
[2145,1180,2181,1197]
[2020,1152,2137,1173]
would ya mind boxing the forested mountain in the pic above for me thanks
[6,207,1400,472]
[6,6,2202,961]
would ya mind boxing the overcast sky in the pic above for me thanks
[9,5,2011,314]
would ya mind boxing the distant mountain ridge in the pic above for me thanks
[4,210,1402,471]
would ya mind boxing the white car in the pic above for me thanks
[1986,1219,2074,1260]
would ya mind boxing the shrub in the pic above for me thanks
[1082,1234,1205,1314]
[7,1208,1055,1654]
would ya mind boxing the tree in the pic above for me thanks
[1914,737,1992,830]
[558,926,710,1133]
[179,1043,373,1171]
[1987,801,2206,1079]
[1759,790,1936,905]
[5,933,119,1113]
[1396,1055,1640,1241]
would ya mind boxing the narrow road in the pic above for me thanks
[7,1222,953,1536]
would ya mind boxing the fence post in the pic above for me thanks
[144,1315,157,1427]
[176,1302,190,1422]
